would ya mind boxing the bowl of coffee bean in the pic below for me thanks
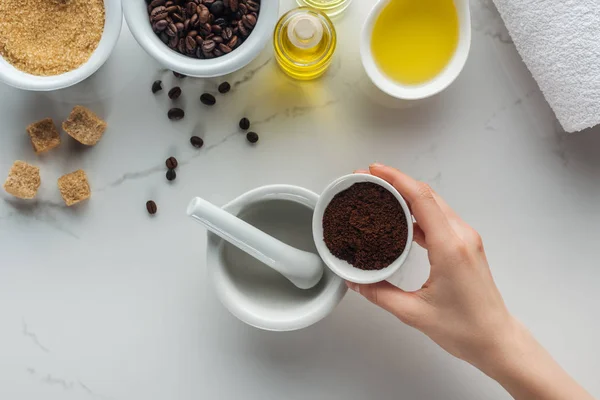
[312,174,414,284]
[124,0,278,77]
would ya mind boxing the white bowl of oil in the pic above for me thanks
[361,0,471,100]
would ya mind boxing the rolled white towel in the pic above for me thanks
[492,0,600,132]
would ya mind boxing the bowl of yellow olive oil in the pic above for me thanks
[361,0,471,100]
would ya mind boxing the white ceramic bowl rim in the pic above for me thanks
[123,0,279,77]
[360,0,472,100]
[312,174,414,285]
[0,0,123,91]
[207,184,347,332]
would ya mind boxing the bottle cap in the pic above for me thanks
[287,14,324,49]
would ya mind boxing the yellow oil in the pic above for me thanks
[274,8,337,80]
[371,0,459,85]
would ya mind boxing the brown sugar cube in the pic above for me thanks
[62,106,107,146]
[3,161,41,199]
[26,118,61,154]
[57,170,91,206]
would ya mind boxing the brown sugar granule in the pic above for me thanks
[3,160,41,199]
[27,118,61,154]
[0,0,105,76]
[322,182,408,271]
[57,169,91,206]
[62,106,107,146]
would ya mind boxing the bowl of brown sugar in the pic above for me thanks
[0,0,122,91]
[313,174,414,284]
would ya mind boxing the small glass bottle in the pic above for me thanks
[296,0,353,17]
[273,8,337,81]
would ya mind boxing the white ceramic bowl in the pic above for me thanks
[0,0,122,91]
[206,185,347,331]
[313,174,413,284]
[124,0,279,78]
[360,0,471,100]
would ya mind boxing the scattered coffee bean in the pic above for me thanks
[190,136,204,148]
[147,0,260,59]
[168,86,182,100]
[200,93,216,106]
[218,82,231,94]
[168,108,185,120]
[173,71,186,79]
[152,80,163,94]
[246,131,259,143]
[239,117,250,130]
[165,156,178,169]
[146,200,158,215]
[166,169,177,181]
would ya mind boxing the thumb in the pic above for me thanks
[347,281,425,328]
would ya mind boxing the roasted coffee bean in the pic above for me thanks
[218,82,231,94]
[168,35,178,48]
[218,43,231,53]
[227,35,238,48]
[239,117,250,130]
[152,80,163,94]
[150,0,166,8]
[198,5,210,23]
[211,25,223,34]
[242,14,256,28]
[246,1,259,12]
[213,18,227,27]
[166,169,177,181]
[159,32,169,43]
[155,19,169,31]
[230,0,239,12]
[172,12,185,22]
[214,49,223,57]
[184,19,191,32]
[204,0,215,5]
[238,3,247,14]
[190,13,199,27]
[185,35,197,52]
[166,22,178,36]
[168,108,185,120]
[146,200,158,215]
[165,5,179,13]
[246,131,259,143]
[200,93,216,106]
[204,51,215,59]
[210,1,224,16]
[168,86,182,99]
[186,2,196,15]
[222,27,233,40]
[199,22,212,35]
[187,29,198,37]
[177,38,186,53]
[150,6,167,20]
[195,35,204,45]
[175,22,185,34]
[173,71,186,78]
[196,47,205,58]
[213,36,224,44]
[190,136,204,148]
[238,20,249,37]
[165,156,178,169]
[201,39,216,52]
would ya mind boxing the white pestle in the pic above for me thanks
[187,197,324,290]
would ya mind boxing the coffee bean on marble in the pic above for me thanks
[239,117,250,130]
[200,93,216,106]
[168,86,182,99]
[190,136,204,148]
[166,169,177,181]
[152,80,163,94]
[146,200,158,215]
[218,82,231,94]
[168,108,185,120]
[246,131,259,144]
[165,156,178,169]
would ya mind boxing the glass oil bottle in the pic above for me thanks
[296,0,353,17]
[273,8,337,81]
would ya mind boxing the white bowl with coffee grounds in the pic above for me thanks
[0,0,123,91]
[123,0,279,77]
[313,174,414,284]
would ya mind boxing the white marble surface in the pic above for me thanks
[1,0,599,399]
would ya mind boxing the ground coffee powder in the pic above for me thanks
[323,182,408,271]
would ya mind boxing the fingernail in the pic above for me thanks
[370,162,384,168]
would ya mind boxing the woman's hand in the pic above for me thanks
[349,164,594,400]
